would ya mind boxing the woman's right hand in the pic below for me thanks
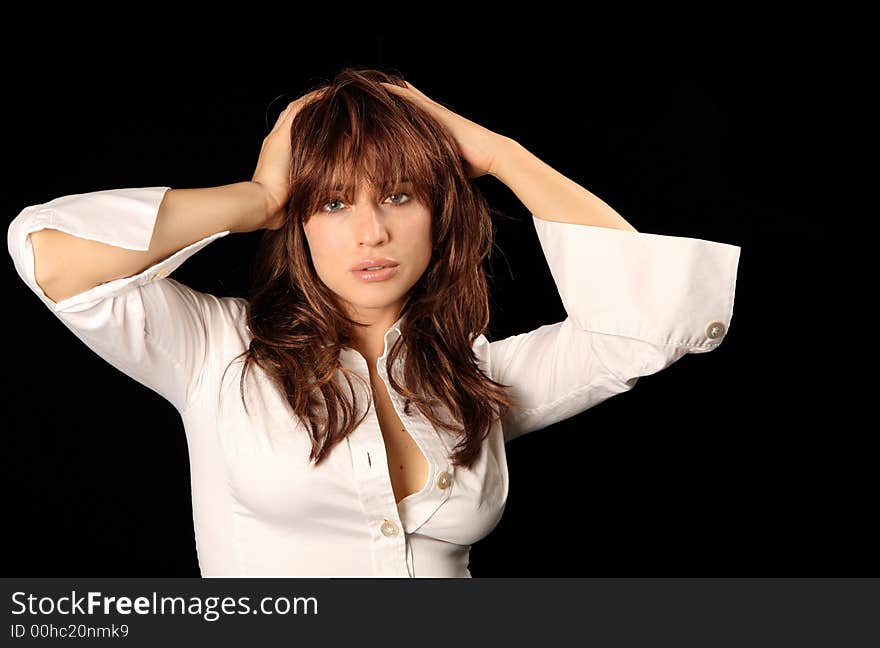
[251,89,325,230]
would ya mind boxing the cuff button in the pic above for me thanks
[706,321,726,340]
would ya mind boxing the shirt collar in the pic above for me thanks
[339,310,407,367]
[384,310,406,349]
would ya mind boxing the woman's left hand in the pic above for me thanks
[380,80,507,179]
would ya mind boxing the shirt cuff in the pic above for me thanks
[7,186,231,313]
[531,214,741,351]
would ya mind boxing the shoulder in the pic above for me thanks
[472,333,491,372]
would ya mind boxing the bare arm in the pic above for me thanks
[32,181,273,304]
[490,137,639,232]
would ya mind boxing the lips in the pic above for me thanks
[350,258,400,271]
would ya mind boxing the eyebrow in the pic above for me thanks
[330,178,412,192]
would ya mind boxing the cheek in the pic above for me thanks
[304,224,342,266]
[415,219,433,258]
[404,210,433,250]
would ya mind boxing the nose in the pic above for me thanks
[353,206,390,246]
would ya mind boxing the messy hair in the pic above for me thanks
[221,66,517,469]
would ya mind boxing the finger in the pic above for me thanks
[394,80,426,98]
[381,81,408,93]
[381,81,426,106]
[383,81,436,110]
[273,99,301,129]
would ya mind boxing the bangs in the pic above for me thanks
[294,93,438,217]
[313,137,432,209]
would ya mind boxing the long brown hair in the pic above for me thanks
[221,66,517,468]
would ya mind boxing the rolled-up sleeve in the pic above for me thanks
[489,214,741,443]
[7,186,233,413]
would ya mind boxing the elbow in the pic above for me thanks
[30,229,63,303]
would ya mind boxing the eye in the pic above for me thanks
[322,198,346,213]
[386,191,411,205]
[320,191,412,213]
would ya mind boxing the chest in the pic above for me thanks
[212,345,509,547]
[369,370,429,505]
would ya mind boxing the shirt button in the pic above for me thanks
[706,320,726,340]
[380,519,399,537]
[436,471,452,489]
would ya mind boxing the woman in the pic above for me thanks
[6,68,741,577]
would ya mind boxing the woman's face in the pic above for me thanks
[303,179,432,321]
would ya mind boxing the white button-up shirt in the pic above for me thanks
[7,186,741,577]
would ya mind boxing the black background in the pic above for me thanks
[2,26,855,578]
